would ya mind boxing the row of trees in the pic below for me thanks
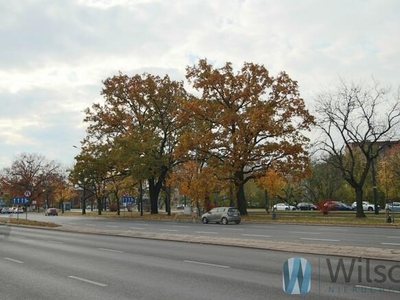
[1,60,399,218]
[68,59,315,216]
[260,146,400,213]
[1,141,400,217]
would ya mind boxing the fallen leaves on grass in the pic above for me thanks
[5,218,60,227]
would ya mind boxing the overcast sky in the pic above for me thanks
[1,0,399,169]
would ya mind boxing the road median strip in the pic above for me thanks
[54,224,400,262]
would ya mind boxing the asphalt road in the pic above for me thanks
[6,213,400,250]
[1,227,400,300]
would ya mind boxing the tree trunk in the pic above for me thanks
[97,197,102,215]
[234,171,247,215]
[115,191,120,216]
[355,187,366,218]
[265,190,270,214]
[148,166,169,214]
[149,178,160,214]
[236,183,247,215]
[165,186,171,216]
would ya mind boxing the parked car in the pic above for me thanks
[351,201,380,211]
[296,202,317,211]
[3,207,12,213]
[0,207,10,214]
[45,208,58,216]
[9,207,24,213]
[322,200,337,210]
[273,203,297,211]
[385,202,400,212]
[324,201,353,211]
[201,207,241,225]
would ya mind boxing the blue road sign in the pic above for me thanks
[12,197,29,204]
[121,196,135,204]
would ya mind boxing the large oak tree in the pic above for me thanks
[81,73,189,214]
[180,59,314,215]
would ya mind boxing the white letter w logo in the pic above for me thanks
[282,257,311,294]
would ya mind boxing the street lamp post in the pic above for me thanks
[81,177,86,215]
[139,179,143,216]
[42,188,50,209]
[371,154,379,215]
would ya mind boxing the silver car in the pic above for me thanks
[385,202,400,212]
[201,207,241,225]
[273,203,297,211]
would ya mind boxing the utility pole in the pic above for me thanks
[139,179,143,216]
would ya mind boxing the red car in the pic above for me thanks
[323,200,353,211]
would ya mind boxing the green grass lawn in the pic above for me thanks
[242,209,399,226]
[58,208,399,227]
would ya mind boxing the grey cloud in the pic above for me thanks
[0,0,399,169]
[0,1,216,70]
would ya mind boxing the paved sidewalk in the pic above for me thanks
[55,224,400,262]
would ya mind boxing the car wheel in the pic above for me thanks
[234,220,241,224]
[202,217,209,224]
[221,217,228,225]
[368,207,373,211]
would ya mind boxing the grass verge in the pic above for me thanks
[242,212,398,226]
[3,218,60,228]
[59,209,399,226]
